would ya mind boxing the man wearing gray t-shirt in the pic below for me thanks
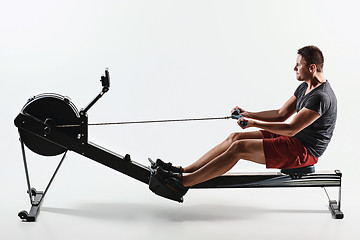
[152,46,337,197]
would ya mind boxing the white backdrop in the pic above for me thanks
[1,1,359,239]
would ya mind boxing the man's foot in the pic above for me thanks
[149,166,189,202]
[149,158,183,173]
[157,167,188,194]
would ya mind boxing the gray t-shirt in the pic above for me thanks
[293,81,337,158]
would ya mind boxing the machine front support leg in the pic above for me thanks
[18,136,68,222]
[20,137,33,205]
[18,190,44,222]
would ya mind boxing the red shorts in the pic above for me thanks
[261,130,318,169]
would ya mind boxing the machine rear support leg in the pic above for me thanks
[18,137,67,222]
[323,181,343,219]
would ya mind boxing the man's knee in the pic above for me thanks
[229,139,261,155]
[226,132,243,142]
[228,140,248,154]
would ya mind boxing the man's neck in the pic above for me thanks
[306,73,326,90]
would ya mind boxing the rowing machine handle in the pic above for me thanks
[231,109,247,127]
[101,68,110,92]
[82,69,110,113]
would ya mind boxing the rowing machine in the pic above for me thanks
[14,69,343,221]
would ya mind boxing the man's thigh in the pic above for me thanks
[234,139,266,165]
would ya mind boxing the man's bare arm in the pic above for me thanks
[241,107,320,136]
[238,95,297,122]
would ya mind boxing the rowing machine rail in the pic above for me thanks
[14,69,343,221]
[192,170,343,219]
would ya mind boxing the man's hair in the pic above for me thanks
[297,45,324,72]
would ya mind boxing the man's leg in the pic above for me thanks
[182,138,265,187]
[183,131,263,173]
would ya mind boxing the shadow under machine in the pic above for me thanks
[14,69,344,221]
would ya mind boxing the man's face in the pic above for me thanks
[294,54,311,81]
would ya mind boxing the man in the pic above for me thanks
[154,45,337,197]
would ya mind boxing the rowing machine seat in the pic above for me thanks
[281,165,315,179]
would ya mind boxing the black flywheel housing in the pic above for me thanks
[19,94,81,156]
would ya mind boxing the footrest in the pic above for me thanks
[281,165,315,179]
[149,168,184,203]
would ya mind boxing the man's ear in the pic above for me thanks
[309,64,316,72]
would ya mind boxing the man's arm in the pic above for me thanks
[240,107,321,136]
[238,95,297,122]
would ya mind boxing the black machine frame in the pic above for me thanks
[14,70,343,221]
